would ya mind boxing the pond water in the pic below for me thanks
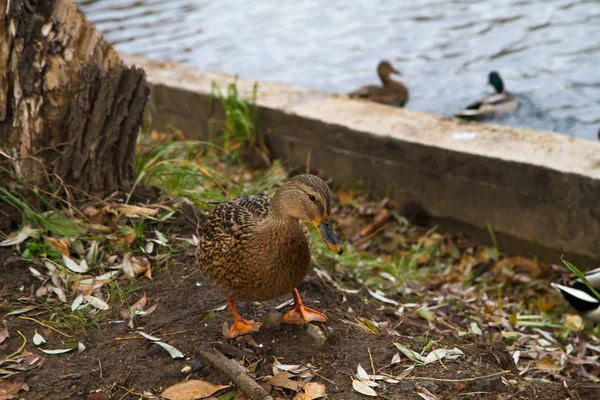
[77,0,600,140]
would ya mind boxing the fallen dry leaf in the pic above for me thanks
[46,237,70,256]
[131,294,148,312]
[118,204,159,217]
[268,371,299,392]
[117,232,137,246]
[563,313,584,332]
[416,384,440,400]
[535,355,559,370]
[300,381,326,399]
[351,378,377,397]
[0,375,26,399]
[337,189,355,204]
[161,379,228,400]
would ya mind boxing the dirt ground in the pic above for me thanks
[2,206,596,400]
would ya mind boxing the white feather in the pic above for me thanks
[551,283,600,304]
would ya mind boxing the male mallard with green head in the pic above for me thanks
[348,60,409,107]
[455,71,518,118]
[196,174,342,338]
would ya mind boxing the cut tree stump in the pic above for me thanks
[0,0,150,200]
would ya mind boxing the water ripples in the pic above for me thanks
[77,0,600,140]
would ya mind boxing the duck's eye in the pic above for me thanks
[308,194,317,202]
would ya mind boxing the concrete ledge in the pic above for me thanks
[122,54,600,262]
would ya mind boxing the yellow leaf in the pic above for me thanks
[337,189,355,204]
[564,313,584,332]
[117,232,137,245]
[296,382,326,400]
[161,380,228,400]
[46,237,70,256]
[144,262,153,279]
[535,355,558,370]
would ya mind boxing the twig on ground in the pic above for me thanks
[98,358,103,379]
[398,370,512,382]
[122,355,137,386]
[367,347,376,377]
[198,343,274,400]
[563,380,580,400]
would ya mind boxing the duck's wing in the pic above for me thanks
[232,195,271,219]
[348,84,381,98]
[199,196,270,255]
[456,92,518,118]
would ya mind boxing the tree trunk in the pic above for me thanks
[0,0,149,200]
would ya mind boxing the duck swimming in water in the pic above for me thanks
[196,174,342,338]
[455,71,518,118]
[348,60,409,107]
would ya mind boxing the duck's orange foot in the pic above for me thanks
[228,319,262,338]
[282,304,327,326]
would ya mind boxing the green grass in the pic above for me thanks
[209,80,265,158]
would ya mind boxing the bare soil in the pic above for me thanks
[0,209,596,400]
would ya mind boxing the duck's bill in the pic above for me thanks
[313,219,343,255]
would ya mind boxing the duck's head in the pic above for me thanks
[272,174,343,255]
[488,71,504,93]
[378,61,401,79]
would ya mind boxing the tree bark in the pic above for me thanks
[0,0,149,200]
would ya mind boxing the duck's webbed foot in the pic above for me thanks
[226,298,262,338]
[281,289,327,326]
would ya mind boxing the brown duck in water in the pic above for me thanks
[348,60,409,107]
[196,174,343,338]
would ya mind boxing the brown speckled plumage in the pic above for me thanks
[196,175,335,304]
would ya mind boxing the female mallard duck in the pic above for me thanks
[196,174,343,338]
[348,61,409,107]
[455,71,518,118]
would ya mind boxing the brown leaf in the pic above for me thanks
[337,189,355,204]
[268,371,299,392]
[161,380,229,400]
[117,232,137,245]
[415,384,439,400]
[46,237,70,256]
[131,294,147,312]
[360,209,390,237]
[144,262,153,279]
[295,382,326,400]
[535,355,559,370]
[0,375,25,399]
[132,256,150,277]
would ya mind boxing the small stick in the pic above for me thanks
[98,358,103,379]
[122,355,137,385]
[198,343,274,400]
[367,347,376,377]
[382,369,511,383]
[563,380,579,400]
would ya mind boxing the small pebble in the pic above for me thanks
[190,359,203,372]
[262,311,283,329]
